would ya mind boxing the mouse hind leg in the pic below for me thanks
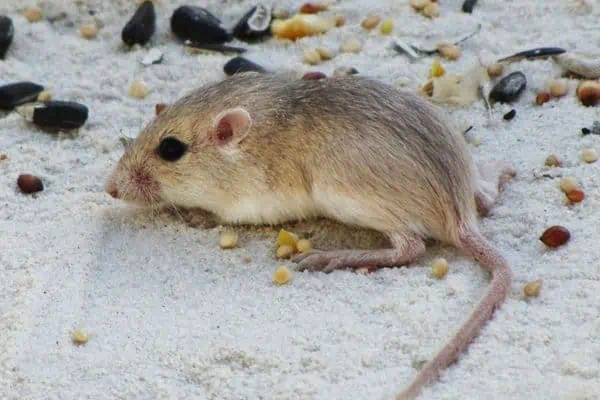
[292,231,426,273]
[474,160,516,217]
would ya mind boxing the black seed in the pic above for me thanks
[0,81,44,110]
[32,101,88,130]
[503,109,516,120]
[581,127,590,135]
[232,4,272,42]
[462,0,478,13]
[158,137,187,161]
[497,47,566,62]
[489,72,527,103]
[122,0,156,46]
[170,6,232,45]
[223,56,267,76]
[0,15,14,59]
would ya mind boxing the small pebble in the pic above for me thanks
[24,6,43,23]
[431,258,449,279]
[535,91,551,105]
[315,47,334,60]
[544,154,561,167]
[361,15,381,30]
[37,90,52,102]
[79,23,98,39]
[581,127,591,135]
[581,148,598,163]
[333,66,359,77]
[423,3,440,18]
[219,230,238,249]
[487,63,504,78]
[523,280,542,297]
[0,15,14,59]
[576,80,600,106]
[410,0,432,11]
[276,244,295,259]
[489,71,527,103]
[302,71,327,80]
[129,80,149,99]
[503,109,516,120]
[71,329,88,345]
[379,19,393,35]
[340,38,361,53]
[559,177,578,193]
[303,47,321,65]
[273,266,291,285]
[141,48,163,66]
[550,79,568,97]
[438,44,461,60]
[17,174,44,194]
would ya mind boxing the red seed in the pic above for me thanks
[300,2,327,13]
[566,189,585,203]
[155,103,167,115]
[17,174,43,194]
[302,71,327,80]
[536,91,551,105]
[539,225,570,248]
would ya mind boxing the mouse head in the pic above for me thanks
[104,104,253,210]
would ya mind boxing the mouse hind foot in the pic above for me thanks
[292,232,426,273]
[474,160,516,218]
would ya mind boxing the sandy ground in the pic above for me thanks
[1,0,600,399]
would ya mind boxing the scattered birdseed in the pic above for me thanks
[523,280,542,297]
[24,6,43,23]
[79,23,98,39]
[273,266,291,285]
[129,80,149,99]
[340,38,361,53]
[71,329,89,345]
[219,230,238,249]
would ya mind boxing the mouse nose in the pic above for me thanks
[106,183,119,199]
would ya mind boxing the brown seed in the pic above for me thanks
[315,47,334,61]
[24,6,43,23]
[438,44,461,60]
[544,154,561,167]
[302,71,327,80]
[0,153,7,161]
[334,14,346,27]
[410,0,432,11]
[576,80,600,106]
[550,79,568,97]
[361,15,381,30]
[539,225,570,248]
[79,23,98,39]
[559,177,578,193]
[423,3,440,18]
[536,91,551,105]
[565,188,585,203]
[487,63,504,78]
[303,47,322,65]
[523,279,543,297]
[17,174,44,194]
[300,2,327,14]
[155,103,167,115]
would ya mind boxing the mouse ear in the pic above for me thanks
[212,107,252,148]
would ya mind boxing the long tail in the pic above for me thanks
[395,224,513,400]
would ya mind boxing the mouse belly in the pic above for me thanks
[217,192,320,225]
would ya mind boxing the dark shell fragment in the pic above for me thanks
[462,0,478,13]
[223,56,267,76]
[232,4,272,41]
[171,6,232,45]
[489,72,527,103]
[498,47,566,62]
[121,0,156,46]
[0,82,44,110]
[503,109,516,120]
[0,15,14,59]
[32,101,88,130]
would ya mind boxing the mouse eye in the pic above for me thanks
[158,136,188,162]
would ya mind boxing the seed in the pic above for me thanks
[411,0,432,11]
[79,23,98,39]
[379,19,393,35]
[129,80,149,99]
[559,177,578,193]
[581,148,598,163]
[17,174,44,194]
[565,189,585,203]
[535,91,551,105]
[550,79,568,97]
[271,13,333,41]
[223,56,267,76]
[423,3,440,18]
[37,90,52,102]
[296,239,313,253]
[576,80,600,106]
[303,47,322,65]
[71,329,88,345]
[0,15,14,60]
[0,154,7,161]
[334,14,346,27]
[523,279,542,297]
[122,0,156,46]
[503,109,516,120]
[431,258,449,279]
[219,230,238,249]
[302,71,327,80]
[0,81,45,110]
[155,103,167,115]
[333,66,359,77]
[438,44,461,60]
[170,6,232,44]
[300,2,328,14]
[232,4,272,42]
[429,59,445,78]
[487,63,504,78]
[276,244,296,259]
[277,229,299,247]
[273,265,291,285]
[539,225,570,248]
[29,101,88,130]
[341,38,361,53]
[489,71,527,103]
[544,154,561,167]
[361,15,381,30]
[315,47,334,60]
[24,6,43,23]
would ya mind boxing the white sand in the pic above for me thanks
[1,0,600,399]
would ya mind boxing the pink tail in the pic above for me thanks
[395,225,513,400]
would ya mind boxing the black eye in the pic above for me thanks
[158,136,188,161]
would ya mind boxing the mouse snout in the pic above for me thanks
[105,182,120,199]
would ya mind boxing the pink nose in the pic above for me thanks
[106,183,119,199]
